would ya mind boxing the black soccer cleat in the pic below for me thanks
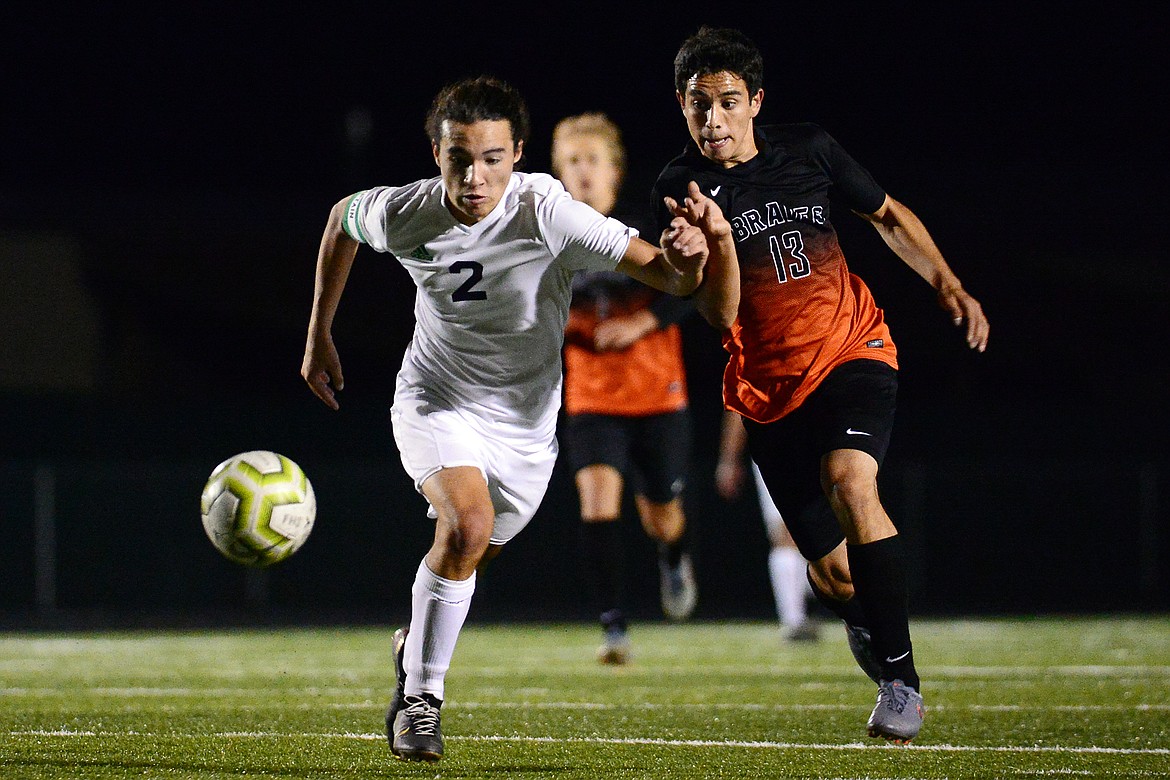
[384,627,410,753]
[390,694,444,761]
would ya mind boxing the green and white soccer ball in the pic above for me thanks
[200,450,316,567]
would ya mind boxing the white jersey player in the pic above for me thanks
[300,76,737,763]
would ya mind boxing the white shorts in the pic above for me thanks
[391,390,558,545]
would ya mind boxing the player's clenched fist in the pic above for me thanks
[659,216,709,277]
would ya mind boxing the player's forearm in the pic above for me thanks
[656,255,703,297]
[870,197,962,293]
[692,233,740,329]
[617,237,702,297]
[717,409,746,464]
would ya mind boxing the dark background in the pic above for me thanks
[1,4,1166,625]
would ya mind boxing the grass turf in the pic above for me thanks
[2,616,1168,778]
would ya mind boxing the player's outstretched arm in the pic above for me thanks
[616,218,708,297]
[301,197,360,410]
[859,194,990,352]
[665,181,739,329]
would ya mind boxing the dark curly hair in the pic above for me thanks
[425,75,531,158]
[673,26,764,96]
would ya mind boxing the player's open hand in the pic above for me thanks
[938,285,989,352]
[301,333,345,410]
[664,181,732,240]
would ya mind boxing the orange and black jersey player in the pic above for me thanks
[653,123,897,424]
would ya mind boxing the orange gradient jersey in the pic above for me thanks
[654,124,897,422]
[563,272,689,417]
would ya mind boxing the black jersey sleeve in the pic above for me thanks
[650,175,672,235]
[806,125,887,215]
[650,164,693,235]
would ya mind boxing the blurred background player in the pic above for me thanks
[716,409,819,642]
[552,112,699,664]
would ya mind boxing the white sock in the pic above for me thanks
[404,559,476,701]
[769,547,808,629]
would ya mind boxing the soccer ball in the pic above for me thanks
[200,450,316,567]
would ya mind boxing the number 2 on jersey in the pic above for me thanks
[767,230,811,284]
[449,260,487,301]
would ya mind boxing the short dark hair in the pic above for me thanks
[425,75,531,153]
[673,26,764,96]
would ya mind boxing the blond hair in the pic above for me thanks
[550,112,626,186]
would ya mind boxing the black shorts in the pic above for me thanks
[744,359,897,561]
[563,409,691,503]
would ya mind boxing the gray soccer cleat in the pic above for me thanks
[391,694,444,761]
[866,679,925,743]
[659,552,697,621]
[784,619,821,643]
[844,622,883,683]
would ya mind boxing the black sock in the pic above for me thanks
[806,567,869,627]
[847,535,919,691]
[657,523,690,568]
[582,519,625,621]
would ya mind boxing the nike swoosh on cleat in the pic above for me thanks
[710,185,721,196]
[846,428,873,436]
[884,650,911,663]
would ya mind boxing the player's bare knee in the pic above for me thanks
[825,472,879,517]
[435,506,494,565]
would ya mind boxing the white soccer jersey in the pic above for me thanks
[343,172,636,438]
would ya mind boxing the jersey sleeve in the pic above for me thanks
[540,183,635,272]
[340,187,390,250]
[340,185,426,253]
[811,127,887,215]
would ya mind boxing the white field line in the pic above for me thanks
[7,729,1170,756]
[3,688,1170,714]
[465,665,1170,676]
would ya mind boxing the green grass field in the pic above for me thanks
[2,617,1168,778]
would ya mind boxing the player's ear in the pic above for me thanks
[513,139,524,164]
[676,90,686,110]
[432,142,441,168]
[749,89,764,117]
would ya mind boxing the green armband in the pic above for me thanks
[342,191,368,243]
